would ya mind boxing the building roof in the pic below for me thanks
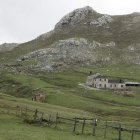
[89,73,125,84]
[108,79,124,84]
[89,73,101,79]
[125,82,140,85]
[95,75,108,79]
[89,73,108,79]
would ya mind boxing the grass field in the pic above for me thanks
[0,115,120,140]
[0,64,140,139]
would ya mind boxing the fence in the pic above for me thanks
[57,116,140,140]
[0,105,140,140]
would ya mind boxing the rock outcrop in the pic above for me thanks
[89,15,114,27]
[18,38,116,71]
[55,6,98,30]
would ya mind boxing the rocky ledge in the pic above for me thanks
[17,38,115,71]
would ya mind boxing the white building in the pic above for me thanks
[86,73,126,90]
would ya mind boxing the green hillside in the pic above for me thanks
[0,6,140,140]
[1,64,140,120]
[0,64,140,139]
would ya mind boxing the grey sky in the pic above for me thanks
[0,0,140,44]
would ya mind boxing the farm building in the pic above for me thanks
[86,73,126,90]
[32,93,46,102]
[32,88,46,102]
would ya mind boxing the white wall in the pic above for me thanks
[86,76,126,89]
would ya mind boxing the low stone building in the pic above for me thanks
[32,93,46,102]
[86,73,126,90]
[32,89,46,102]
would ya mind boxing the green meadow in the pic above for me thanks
[0,64,140,139]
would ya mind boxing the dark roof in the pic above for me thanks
[95,75,108,79]
[108,79,124,84]
[91,73,124,83]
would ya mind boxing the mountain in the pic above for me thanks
[0,43,18,52]
[0,6,140,72]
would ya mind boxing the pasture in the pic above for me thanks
[0,64,140,139]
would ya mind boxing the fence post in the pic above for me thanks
[118,123,122,140]
[33,109,38,120]
[16,105,20,116]
[104,121,107,138]
[93,119,97,136]
[20,108,23,117]
[25,106,27,119]
[131,130,134,140]
[73,117,77,133]
[55,112,58,128]
[7,108,10,114]
[82,119,86,134]
[48,114,52,126]
[40,112,44,122]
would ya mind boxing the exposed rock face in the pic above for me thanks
[55,6,98,29]
[89,15,114,27]
[18,38,116,71]
[133,16,140,23]
[0,43,18,52]
[121,44,140,65]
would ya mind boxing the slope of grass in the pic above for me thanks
[75,87,140,106]
[0,93,92,118]
[0,114,98,140]
[78,64,140,81]
[0,64,140,139]
[0,64,140,122]
[2,114,139,140]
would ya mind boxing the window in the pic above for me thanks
[100,79,101,81]
[110,84,112,87]
[104,84,106,88]
[99,84,101,87]
[115,84,116,87]
[121,85,123,87]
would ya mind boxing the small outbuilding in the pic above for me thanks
[32,88,46,102]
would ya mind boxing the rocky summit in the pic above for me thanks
[54,6,98,30]
[0,6,140,72]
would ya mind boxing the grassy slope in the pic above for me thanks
[0,64,140,120]
[0,115,97,140]
[2,114,139,140]
[0,96,140,140]
[0,64,140,139]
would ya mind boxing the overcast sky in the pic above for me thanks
[0,0,140,44]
